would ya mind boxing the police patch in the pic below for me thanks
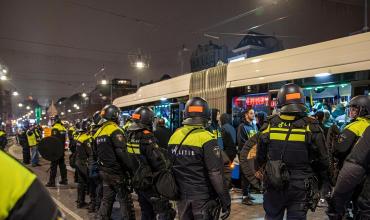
[116,134,124,142]
[213,146,221,158]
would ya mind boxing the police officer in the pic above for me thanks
[327,126,370,219]
[75,118,93,208]
[126,106,175,220]
[168,97,231,220]
[89,110,103,212]
[26,124,41,167]
[0,150,64,220]
[0,118,7,150]
[93,105,135,220]
[333,95,370,169]
[256,83,328,220]
[46,115,68,187]
[19,120,31,164]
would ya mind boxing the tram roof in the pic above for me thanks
[114,32,370,108]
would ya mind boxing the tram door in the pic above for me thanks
[169,102,184,132]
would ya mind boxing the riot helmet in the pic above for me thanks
[92,111,101,126]
[277,83,307,114]
[99,105,121,124]
[132,106,154,127]
[183,97,210,125]
[348,95,370,118]
[81,118,92,132]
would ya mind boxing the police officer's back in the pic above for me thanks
[327,126,370,219]
[46,115,68,187]
[126,106,175,220]
[168,97,231,220]
[75,118,93,208]
[94,105,135,220]
[0,150,64,220]
[256,83,328,220]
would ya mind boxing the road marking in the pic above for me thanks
[52,196,83,220]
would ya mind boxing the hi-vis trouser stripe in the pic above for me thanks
[127,143,140,154]
[269,127,308,142]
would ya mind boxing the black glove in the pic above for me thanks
[326,198,343,220]
[221,204,231,220]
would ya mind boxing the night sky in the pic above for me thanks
[0,0,367,105]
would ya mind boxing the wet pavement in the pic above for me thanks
[7,141,328,220]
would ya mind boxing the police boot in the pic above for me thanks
[88,200,96,213]
[77,186,87,208]
[59,179,68,185]
[45,181,56,187]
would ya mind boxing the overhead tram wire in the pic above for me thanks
[64,0,159,29]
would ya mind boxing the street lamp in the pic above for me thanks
[81,92,87,98]
[135,61,145,69]
[101,79,108,85]
[12,91,19,96]
[67,109,71,113]
[26,106,30,110]
[18,103,23,107]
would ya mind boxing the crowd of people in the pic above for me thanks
[1,82,370,219]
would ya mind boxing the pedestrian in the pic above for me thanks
[154,118,172,150]
[256,83,328,219]
[220,113,237,189]
[237,107,258,205]
[168,97,231,220]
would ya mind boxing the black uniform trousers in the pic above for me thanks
[21,143,31,164]
[49,154,67,183]
[177,198,219,220]
[98,172,135,220]
[263,180,308,220]
[137,189,175,220]
[76,162,89,205]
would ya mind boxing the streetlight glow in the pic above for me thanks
[68,109,71,113]
[101,79,108,85]
[26,106,30,110]
[82,92,87,97]
[12,91,19,96]
[18,103,23,107]
[135,61,145,69]
[0,75,7,81]
[61,112,65,115]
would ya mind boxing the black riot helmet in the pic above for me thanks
[81,118,92,132]
[349,95,370,117]
[277,83,307,114]
[183,97,210,125]
[100,104,121,124]
[92,111,101,125]
[51,115,61,123]
[132,106,154,127]
[75,119,82,130]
